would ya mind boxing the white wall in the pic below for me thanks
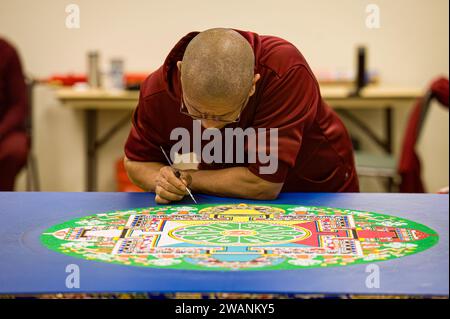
[1,0,448,192]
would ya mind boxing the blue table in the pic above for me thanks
[0,192,448,297]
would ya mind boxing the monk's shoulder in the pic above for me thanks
[258,35,308,77]
[139,66,167,99]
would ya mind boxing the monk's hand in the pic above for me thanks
[155,166,192,204]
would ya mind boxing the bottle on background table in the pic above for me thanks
[87,51,101,89]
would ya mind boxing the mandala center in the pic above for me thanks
[221,229,257,236]
[169,222,310,246]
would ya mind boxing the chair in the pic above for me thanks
[25,77,40,191]
[354,91,434,192]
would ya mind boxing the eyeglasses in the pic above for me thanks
[180,93,249,124]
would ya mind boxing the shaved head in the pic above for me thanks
[180,28,255,108]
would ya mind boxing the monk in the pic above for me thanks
[124,28,358,203]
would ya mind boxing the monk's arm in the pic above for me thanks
[189,167,283,200]
[124,157,283,200]
[123,157,164,192]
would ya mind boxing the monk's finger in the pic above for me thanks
[180,172,192,187]
[155,194,170,205]
[158,176,186,195]
[155,185,184,202]
[160,166,186,192]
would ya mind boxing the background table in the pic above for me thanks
[56,86,423,191]
[0,192,447,298]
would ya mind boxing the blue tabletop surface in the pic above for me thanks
[0,192,448,296]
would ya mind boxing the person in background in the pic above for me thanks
[0,38,29,191]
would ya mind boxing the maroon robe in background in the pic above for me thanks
[398,77,449,193]
[124,30,359,192]
[0,38,29,191]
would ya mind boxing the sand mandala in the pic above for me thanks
[41,203,439,271]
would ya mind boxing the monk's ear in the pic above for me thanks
[177,61,182,71]
[249,74,260,97]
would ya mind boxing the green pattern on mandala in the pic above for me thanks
[40,203,439,271]
[171,223,307,245]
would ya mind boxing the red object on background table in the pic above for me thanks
[124,73,148,86]
[44,72,149,87]
[45,74,87,86]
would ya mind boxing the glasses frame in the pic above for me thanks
[180,92,249,124]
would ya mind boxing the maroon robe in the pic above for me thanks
[125,30,359,192]
[0,38,29,191]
